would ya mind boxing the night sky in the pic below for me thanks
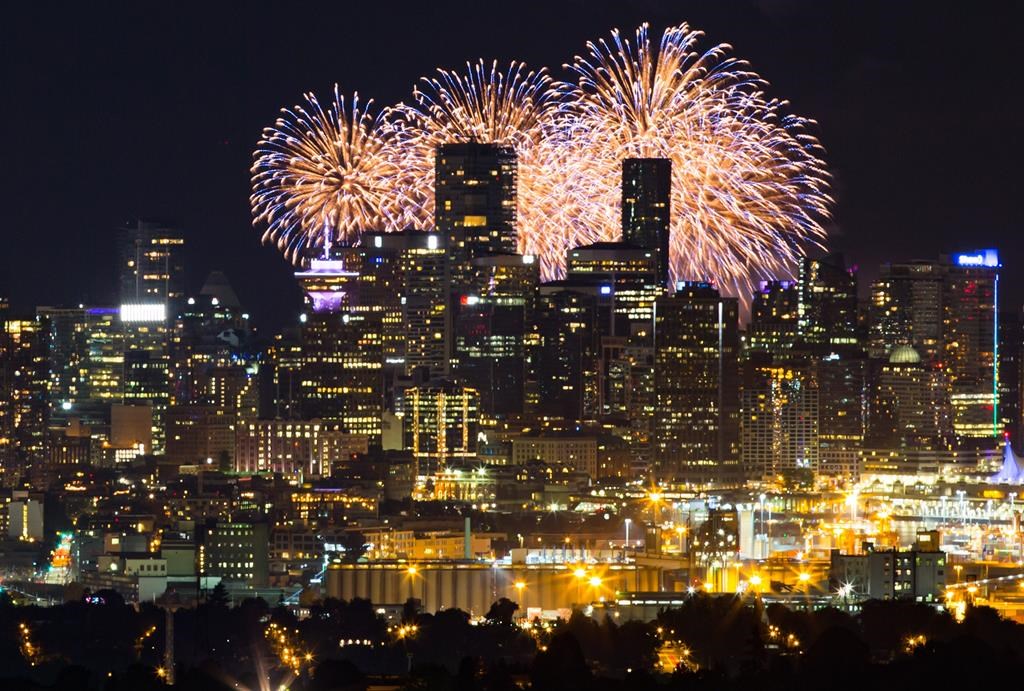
[3,1,1022,333]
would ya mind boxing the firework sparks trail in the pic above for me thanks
[251,86,409,264]
[251,23,831,293]
[546,23,831,290]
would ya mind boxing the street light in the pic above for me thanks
[649,492,663,523]
[838,582,853,608]
[406,565,418,602]
[749,573,763,598]
[624,518,632,554]
[574,568,587,604]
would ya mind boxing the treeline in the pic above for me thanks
[1,589,1023,689]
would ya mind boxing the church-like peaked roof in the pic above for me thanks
[199,270,241,309]
[992,443,1024,484]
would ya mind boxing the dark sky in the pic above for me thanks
[2,0,1022,332]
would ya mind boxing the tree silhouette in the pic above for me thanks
[530,631,590,691]
[484,598,519,627]
[208,582,230,609]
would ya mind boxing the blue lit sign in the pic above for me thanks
[599,284,612,295]
[955,249,999,268]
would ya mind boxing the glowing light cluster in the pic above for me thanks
[251,22,831,295]
[251,87,410,263]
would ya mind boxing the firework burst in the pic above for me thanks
[542,23,831,290]
[252,23,831,292]
[384,59,556,233]
[250,86,407,264]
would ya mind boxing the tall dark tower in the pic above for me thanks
[622,158,671,289]
[117,220,186,315]
[435,142,518,294]
[652,282,740,485]
[116,220,184,453]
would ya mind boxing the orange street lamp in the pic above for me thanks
[514,580,526,609]
[574,567,587,603]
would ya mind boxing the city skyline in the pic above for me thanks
[3,1,1023,333]
[5,4,1024,688]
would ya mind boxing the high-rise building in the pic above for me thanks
[398,232,450,378]
[1,317,49,484]
[741,360,819,481]
[564,242,661,436]
[622,158,671,289]
[403,379,480,476]
[435,143,517,295]
[999,309,1020,442]
[533,285,601,423]
[0,297,9,477]
[117,220,185,314]
[294,256,383,445]
[298,311,382,445]
[798,253,858,347]
[652,282,740,484]
[452,254,537,417]
[747,280,799,358]
[816,349,869,478]
[566,242,661,339]
[116,221,183,454]
[123,349,168,449]
[120,305,170,453]
[165,273,257,470]
[356,231,451,382]
[868,261,946,360]
[866,346,952,449]
[36,306,89,417]
[80,307,124,402]
[945,251,999,444]
[869,251,1000,446]
[170,272,255,415]
[265,330,303,420]
[341,232,410,397]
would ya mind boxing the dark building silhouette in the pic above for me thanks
[533,285,601,423]
[435,142,518,294]
[0,314,49,484]
[653,282,740,484]
[797,252,858,347]
[747,280,799,358]
[452,254,537,417]
[622,158,671,289]
[117,220,185,314]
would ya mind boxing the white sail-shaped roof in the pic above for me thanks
[992,443,1024,484]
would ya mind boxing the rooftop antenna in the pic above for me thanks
[322,219,333,260]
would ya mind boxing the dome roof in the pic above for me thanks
[889,345,921,364]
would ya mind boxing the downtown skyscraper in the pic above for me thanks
[435,142,518,296]
[652,282,740,485]
[621,158,671,289]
